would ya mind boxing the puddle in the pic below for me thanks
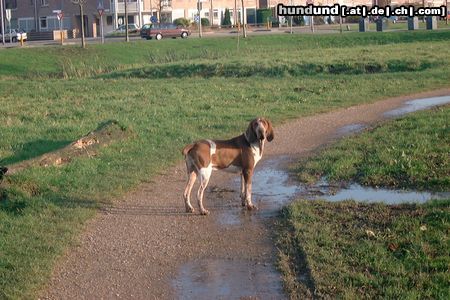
[321,183,450,204]
[336,123,367,136]
[216,157,300,226]
[384,95,450,117]
[172,259,285,300]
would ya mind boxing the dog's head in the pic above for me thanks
[245,117,274,144]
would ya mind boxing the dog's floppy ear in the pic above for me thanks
[265,119,274,142]
[245,119,258,144]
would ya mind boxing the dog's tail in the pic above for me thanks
[182,144,195,156]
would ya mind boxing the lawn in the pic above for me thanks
[296,106,450,191]
[277,107,450,298]
[0,31,450,298]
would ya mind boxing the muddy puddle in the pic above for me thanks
[173,259,285,300]
[336,123,367,136]
[216,157,300,226]
[384,95,450,117]
[216,158,449,226]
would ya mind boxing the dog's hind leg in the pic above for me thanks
[184,171,197,213]
[197,165,212,215]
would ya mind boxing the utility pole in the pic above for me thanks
[0,0,4,45]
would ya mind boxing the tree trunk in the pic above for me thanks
[80,4,86,48]
[241,0,247,38]
[125,0,129,42]
[210,0,213,27]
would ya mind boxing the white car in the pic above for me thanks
[0,29,27,42]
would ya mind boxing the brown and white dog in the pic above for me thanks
[182,118,274,215]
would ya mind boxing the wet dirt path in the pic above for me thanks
[43,90,450,299]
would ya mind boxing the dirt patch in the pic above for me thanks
[42,88,450,299]
[6,121,131,175]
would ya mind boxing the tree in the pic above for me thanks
[222,8,232,27]
[241,0,246,37]
[71,0,87,48]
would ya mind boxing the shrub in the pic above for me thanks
[222,8,232,27]
[345,16,361,23]
[314,16,326,25]
[293,16,305,26]
[201,18,210,26]
[257,8,272,25]
[173,17,190,27]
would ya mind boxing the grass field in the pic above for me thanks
[296,106,450,191]
[277,107,450,298]
[1,31,450,298]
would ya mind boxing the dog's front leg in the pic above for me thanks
[243,168,257,210]
[240,173,246,207]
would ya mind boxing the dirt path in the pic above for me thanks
[43,89,450,299]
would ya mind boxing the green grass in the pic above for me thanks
[0,31,450,298]
[277,107,450,298]
[296,106,450,191]
[277,199,450,299]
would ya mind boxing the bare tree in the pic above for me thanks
[125,0,129,42]
[71,0,87,48]
[241,0,247,37]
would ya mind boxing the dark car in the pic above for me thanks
[140,23,190,40]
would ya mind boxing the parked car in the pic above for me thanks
[0,29,27,42]
[115,24,140,33]
[140,23,190,40]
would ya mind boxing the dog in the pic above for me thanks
[182,117,274,215]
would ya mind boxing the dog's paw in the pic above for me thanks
[200,209,210,216]
[246,204,258,211]
[185,206,195,213]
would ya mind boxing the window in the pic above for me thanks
[106,16,113,26]
[41,0,48,7]
[40,16,47,29]
[204,12,209,17]
[5,0,17,9]
[213,9,218,18]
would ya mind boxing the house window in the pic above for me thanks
[204,12,209,17]
[5,0,17,9]
[41,0,48,6]
[106,16,113,26]
[40,16,47,29]
[213,9,218,18]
